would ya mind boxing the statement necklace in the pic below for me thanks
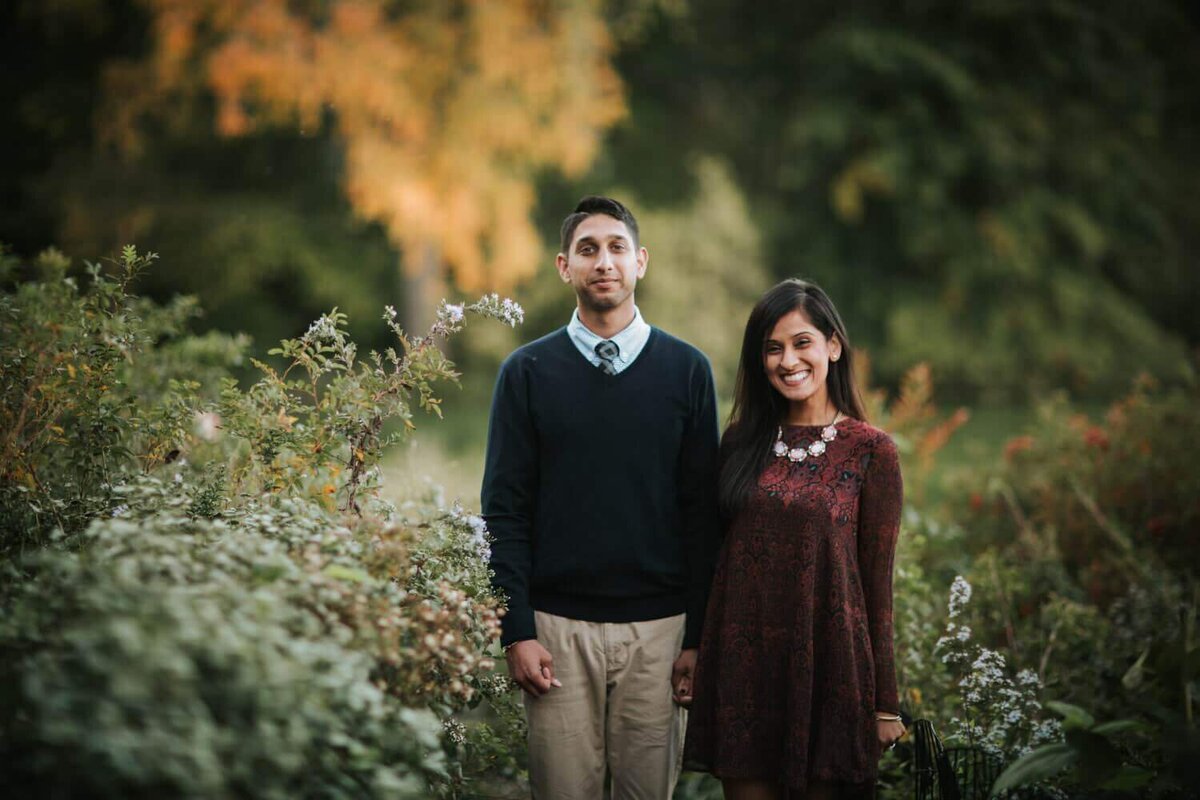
[772,412,841,463]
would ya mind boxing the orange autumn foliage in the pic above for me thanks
[100,0,625,292]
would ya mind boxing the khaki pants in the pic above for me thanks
[525,610,687,800]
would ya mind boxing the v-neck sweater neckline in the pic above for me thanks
[560,326,660,381]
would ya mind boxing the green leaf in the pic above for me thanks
[322,564,376,585]
[1122,648,1150,691]
[1100,765,1155,791]
[1045,700,1095,730]
[992,743,1076,796]
[1070,729,1123,787]
[1092,719,1147,736]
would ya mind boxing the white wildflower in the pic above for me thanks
[500,297,525,326]
[948,575,972,618]
[437,301,465,325]
[465,513,490,560]
[302,315,339,343]
[442,718,467,746]
[449,503,491,561]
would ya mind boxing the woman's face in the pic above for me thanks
[763,308,841,414]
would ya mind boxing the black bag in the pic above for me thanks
[911,719,1052,800]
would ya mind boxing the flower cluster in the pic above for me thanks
[442,717,467,746]
[470,293,525,328]
[290,309,358,372]
[935,574,974,661]
[381,580,501,705]
[437,301,465,325]
[449,502,491,562]
[935,576,1057,759]
[302,313,340,343]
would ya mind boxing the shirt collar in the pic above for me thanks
[567,306,649,363]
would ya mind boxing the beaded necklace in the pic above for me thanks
[771,412,841,463]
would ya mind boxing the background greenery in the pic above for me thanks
[1,0,1197,797]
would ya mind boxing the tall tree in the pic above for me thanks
[605,0,1200,400]
[101,0,625,329]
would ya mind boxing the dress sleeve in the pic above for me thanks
[857,432,903,713]
[481,355,539,647]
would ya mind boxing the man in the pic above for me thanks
[482,196,721,799]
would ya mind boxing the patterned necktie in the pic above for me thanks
[594,340,620,375]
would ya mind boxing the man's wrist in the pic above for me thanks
[503,637,534,652]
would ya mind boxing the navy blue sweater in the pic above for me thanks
[482,327,721,649]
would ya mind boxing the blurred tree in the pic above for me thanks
[100,0,625,330]
[603,0,1200,401]
[633,157,768,396]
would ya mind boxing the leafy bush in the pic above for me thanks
[0,246,247,550]
[856,369,1200,798]
[952,382,1200,719]
[887,381,1200,798]
[0,511,444,798]
[0,246,528,797]
[961,381,1200,588]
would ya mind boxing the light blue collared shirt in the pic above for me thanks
[567,306,652,374]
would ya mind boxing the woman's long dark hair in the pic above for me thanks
[718,279,867,519]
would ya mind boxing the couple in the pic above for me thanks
[482,196,904,800]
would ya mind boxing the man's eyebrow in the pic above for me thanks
[574,233,629,249]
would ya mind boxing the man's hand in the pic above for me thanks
[671,648,698,706]
[506,639,562,697]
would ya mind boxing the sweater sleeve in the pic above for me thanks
[678,356,722,649]
[856,432,903,713]
[481,356,539,647]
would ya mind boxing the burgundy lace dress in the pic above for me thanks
[683,419,903,796]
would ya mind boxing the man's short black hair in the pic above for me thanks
[559,196,640,255]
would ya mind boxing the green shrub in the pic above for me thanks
[949,382,1200,720]
[0,512,444,798]
[890,381,1200,796]
[0,246,528,797]
[0,246,247,550]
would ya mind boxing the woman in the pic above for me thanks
[681,279,905,799]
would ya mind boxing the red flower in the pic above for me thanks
[1004,435,1035,461]
[1145,515,1170,539]
[1083,426,1109,450]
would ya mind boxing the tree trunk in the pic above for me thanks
[401,240,444,336]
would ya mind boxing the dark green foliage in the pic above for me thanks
[886,381,1200,798]
[0,246,247,552]
[991,702,1154,796]
[605,0,1200,401]
[0,248,527,798]
[0,514,445,799]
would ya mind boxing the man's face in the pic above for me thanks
[556,214,647,314]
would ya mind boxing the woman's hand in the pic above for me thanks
[876,718,906,754]
[671,648,697,706]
